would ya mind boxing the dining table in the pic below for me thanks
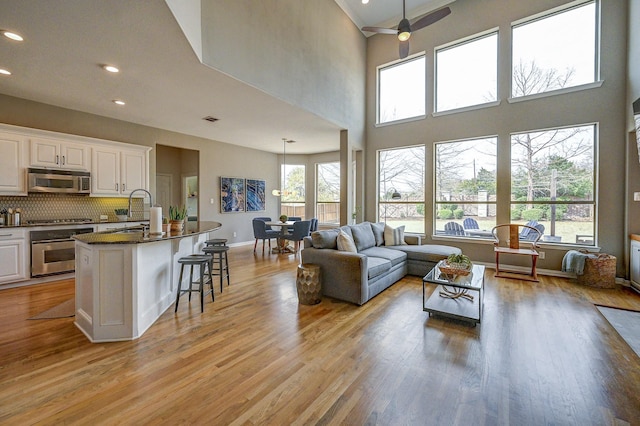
[264,221,296,253]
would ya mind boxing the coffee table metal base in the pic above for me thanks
[423,263,485,325]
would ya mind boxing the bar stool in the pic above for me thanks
[174,254,214,313]
[203,245,230,292]
[205,238,227,247]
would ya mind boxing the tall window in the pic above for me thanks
[316,162,340,224]
[512,1,598,98]
[511,124,596,245]
[435,31,498,112]
[378,55,426,124]
[281,164,305,219]
[434,137,497,237]
[378,146,425,233]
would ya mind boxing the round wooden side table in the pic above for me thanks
[296,264,321,305]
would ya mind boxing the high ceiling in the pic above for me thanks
[0,0,448,154]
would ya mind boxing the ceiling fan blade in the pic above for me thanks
[399,40,410,59]
[410,7,451,32]
[361,26,398,35]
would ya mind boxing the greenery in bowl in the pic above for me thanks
[279,214,288,222]
[446,253,471,267]
[169,205,187,221]
[114,208,128,216]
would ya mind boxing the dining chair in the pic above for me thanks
[282,220,312,253]
[310,218,318,232]
[252,218,280,253]
[288,216,302,222]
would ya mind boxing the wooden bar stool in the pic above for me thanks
[203,245,230,292]
[174,254,214,313]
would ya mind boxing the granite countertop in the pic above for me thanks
[0,219,149,229]
[73,221,222,244]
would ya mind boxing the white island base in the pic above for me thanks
[74,222,220,342]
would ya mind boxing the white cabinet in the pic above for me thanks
[0,132,27,195]
[91,146,148,197]
[631,239,640,287]
[30,137,90,170]
[0,229,28,284]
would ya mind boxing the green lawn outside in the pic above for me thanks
[384,217,594,245]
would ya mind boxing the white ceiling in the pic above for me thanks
[0,0,446,155]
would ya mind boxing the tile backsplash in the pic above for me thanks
[0,194,147,222]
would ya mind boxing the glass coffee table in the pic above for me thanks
[423,261,485,325]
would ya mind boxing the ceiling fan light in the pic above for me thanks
[397,18,411,41]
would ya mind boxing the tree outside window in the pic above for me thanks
[281,164,305,219]
[378,146,425,233]
[511,124,595,245]
[434,138,497,237]
[512,1,597,98]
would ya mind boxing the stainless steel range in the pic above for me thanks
[30,222,94,277]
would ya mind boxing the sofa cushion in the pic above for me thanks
[384,224,407,246]
[337,230,357,252]
[360,247,407,267]
[370,222,385,246]
[350,222,376,251]
[388,244,461,263]
[367,257,392,279]
[311,229,339,249]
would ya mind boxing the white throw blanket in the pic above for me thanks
[562,250,591,275]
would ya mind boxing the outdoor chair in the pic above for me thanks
[444,221,465,236]
[463,218,479,229]
[310,218,319,232]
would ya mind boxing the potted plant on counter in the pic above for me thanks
[169,205,187,232]
[115,208,129,221]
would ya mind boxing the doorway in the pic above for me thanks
[156,145,199,221]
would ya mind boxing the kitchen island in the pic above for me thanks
[73,221,222,343]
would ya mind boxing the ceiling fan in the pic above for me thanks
[362,1,451,59]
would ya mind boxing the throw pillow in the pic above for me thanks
[337,229,358,253]
[370,222,385,246]
[384,224,407,246]
[350,222,376,251]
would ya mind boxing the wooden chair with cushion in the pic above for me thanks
[491,223,542,282]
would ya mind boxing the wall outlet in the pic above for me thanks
[539,251,545,259]
[233,231,237,237]
[210,198,214,204]
[634,192,640,201]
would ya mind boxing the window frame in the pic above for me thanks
[509,0,600,102]
[378,145,426,234]
[316,161,341,225]
[376,52,427,126]
[280,163,305,219]
[433,136,498,239]
[509,123,597,246]
[434,28,499,114]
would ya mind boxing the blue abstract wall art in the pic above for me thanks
[246,178,266,212]
[220,177,245,213]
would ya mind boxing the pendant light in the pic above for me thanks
[272,138,295,196]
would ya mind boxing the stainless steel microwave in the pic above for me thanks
[27,168,91,194]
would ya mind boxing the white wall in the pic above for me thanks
[364,0,629,272]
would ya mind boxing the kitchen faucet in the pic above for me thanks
[128,188,153,218]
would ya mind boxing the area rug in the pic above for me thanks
[29,299,75,320]
[596,305,640,359]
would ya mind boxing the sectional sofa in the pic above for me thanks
[301,221,461,305]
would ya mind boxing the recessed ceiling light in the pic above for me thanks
[362,0,369,4]
[103,65,119,73]
[113,99,125,106]
[2,31,23,41]
[0,68,11,75]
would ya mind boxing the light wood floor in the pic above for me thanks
[1,244,640,425]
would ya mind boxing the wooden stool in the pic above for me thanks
[203,245,230,292]
[174,255,214,313]
[205,238,227,247]
[296,264,321,305]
